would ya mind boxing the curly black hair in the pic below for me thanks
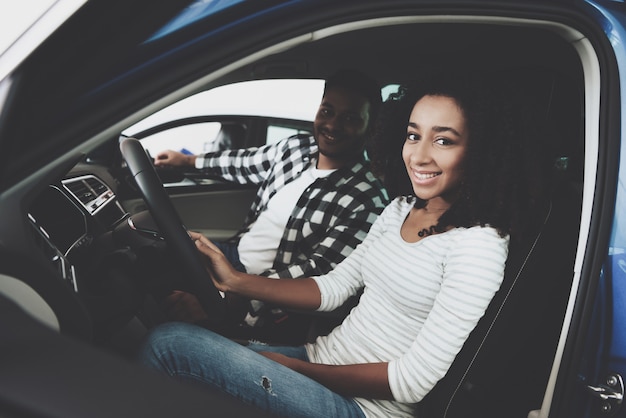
[368,71,552,239]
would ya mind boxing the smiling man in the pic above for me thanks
[153,69,389,342]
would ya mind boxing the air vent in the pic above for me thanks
[62,175,114,215]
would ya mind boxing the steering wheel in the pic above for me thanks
[119,138,225,321]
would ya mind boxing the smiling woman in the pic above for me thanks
[402,95,468,215]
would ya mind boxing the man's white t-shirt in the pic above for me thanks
[238,165,335,274]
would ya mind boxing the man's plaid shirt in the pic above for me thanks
[197,134,389,279]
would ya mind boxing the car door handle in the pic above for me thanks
[586,384,623,400]
[586,374,623,415]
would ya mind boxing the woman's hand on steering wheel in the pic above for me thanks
[188,231,239,294]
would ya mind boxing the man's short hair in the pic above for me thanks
[324,69,382,121]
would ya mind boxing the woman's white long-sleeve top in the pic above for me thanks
[305,197,509,417]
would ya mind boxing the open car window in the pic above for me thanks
[124,79,322,157]
[125,80,402,157]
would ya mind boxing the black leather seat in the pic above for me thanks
[213,123,247,151]
[418,172,582,417]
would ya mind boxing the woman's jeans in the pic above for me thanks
[138,322,366,418]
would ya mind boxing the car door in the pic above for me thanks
[537,1,626,417]
[119,80,318,240]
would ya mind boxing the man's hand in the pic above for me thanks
[162,290,209,323]
[154,150,196,168]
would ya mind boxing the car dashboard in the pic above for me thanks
[15,155,157,343]
[28,174,128,294]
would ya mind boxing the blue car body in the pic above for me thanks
[2,0,626,417]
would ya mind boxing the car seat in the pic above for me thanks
[418,68,584,418]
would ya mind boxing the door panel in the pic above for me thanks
[122,187,256,241]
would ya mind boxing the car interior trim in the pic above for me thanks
[0,274,59,331]
[0,0,87,82]
[538,36,602,418]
